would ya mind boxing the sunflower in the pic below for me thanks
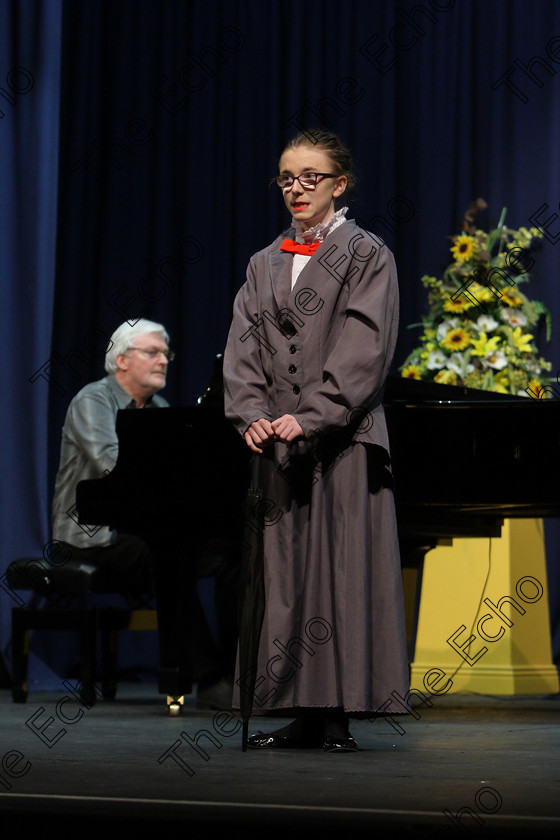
[500,289,524,307]
[441,327,471,352]
[443,296,472,313]
[401,364,422,379]
[451,234,477,263]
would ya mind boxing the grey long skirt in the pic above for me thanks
[233,439,410,716]
[233,443,409,715]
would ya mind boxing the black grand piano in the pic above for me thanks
[76,361,560,704]
[385,374,560,565]
[76,361,249,707]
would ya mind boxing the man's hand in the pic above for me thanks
[271,414,303,444]
[244,418,276,453]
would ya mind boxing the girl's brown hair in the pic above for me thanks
[282,130,356,207]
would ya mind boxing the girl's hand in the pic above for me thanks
[244,418,276,453]
[271,414,303,443]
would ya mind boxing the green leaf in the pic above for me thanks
[486,207,508,253]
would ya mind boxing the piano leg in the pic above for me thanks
[166,695,184,716]
[399,535,438,664]
[150,537,196,708]
[399,536,438,571]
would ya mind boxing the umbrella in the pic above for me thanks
[237,453,266,751]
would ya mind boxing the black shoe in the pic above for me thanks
[322,735,358,753]
[247,730,306,749]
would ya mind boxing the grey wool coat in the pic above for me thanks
[223,219,410,715]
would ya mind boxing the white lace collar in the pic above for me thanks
[292,206,348,243]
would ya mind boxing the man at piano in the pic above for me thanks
[51,318,233,710]
[51,319,171,588]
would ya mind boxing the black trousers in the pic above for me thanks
[60,533,239,684]
[60,533,153,593]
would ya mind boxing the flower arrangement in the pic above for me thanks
[400,200,553,397]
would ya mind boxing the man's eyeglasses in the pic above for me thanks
[130,347,175,361]
[275,172,338,190]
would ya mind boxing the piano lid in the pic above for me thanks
[383,374,530,405]
[384,372,560,515]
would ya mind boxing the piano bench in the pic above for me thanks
[5,557,157,706]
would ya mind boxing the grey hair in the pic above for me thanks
[105,319,170,374]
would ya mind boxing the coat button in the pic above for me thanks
[293,385,300,395]
[289,345,296,354]
[288,365,297,374]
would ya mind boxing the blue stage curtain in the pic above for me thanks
[0,0,63,686]
[2,0,560,687]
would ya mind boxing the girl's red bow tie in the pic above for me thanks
[280,238,322,256]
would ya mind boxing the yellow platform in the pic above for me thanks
[408,518,559,696]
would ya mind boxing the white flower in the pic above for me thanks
[501,307,528,327]
[426,350,447,370]
[446,353,474,376]
[524,359,542,374]
[476,314,499,332]
[436,319,458,341]
[484,351,508,370]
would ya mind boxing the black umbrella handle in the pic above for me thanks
[250,453,263,493]
[239,453,266,753]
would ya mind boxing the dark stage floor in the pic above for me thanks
[0,683,559,839]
